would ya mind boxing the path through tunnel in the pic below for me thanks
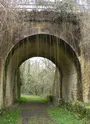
[4,34,82,106]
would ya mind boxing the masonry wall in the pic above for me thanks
[79,14,90,102]
[0,11,89,109]
[0,59,4,108]
[52,69,61,104]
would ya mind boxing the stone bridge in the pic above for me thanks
[0,11,90,108]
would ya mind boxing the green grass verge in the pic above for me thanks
[29,116,54,124]
[0,109,22,124]
[47,107,89,124]
[85,103,90,109]
[17,94,48,103]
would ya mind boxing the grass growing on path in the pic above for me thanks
[17,94,48,103]
[47,107,89,124]
[0,109,22,124]
[29,116,54,124]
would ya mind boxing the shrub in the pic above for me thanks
[58,100,90,120]
[47,94,54,103]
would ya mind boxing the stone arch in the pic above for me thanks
[4,34,82,106]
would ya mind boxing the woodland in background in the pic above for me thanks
[19,57,58,96]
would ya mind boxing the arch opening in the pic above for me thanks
[17,57,60,102]
[4,34,82,106]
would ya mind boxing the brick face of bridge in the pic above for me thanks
[0,11,90,108]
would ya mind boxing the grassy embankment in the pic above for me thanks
[0,109,22,124]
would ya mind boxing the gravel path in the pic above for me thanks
[19,102,56,124]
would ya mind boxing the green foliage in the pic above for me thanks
[58,101,90,121]
[0,109,22,124]
[47,94,54,103]
[47,107,89,124]
[20,58,56,96]
[29,116,54,124]
[85,103,90,109]
[17,95,48,103]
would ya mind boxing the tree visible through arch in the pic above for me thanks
[19,57,59,96]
